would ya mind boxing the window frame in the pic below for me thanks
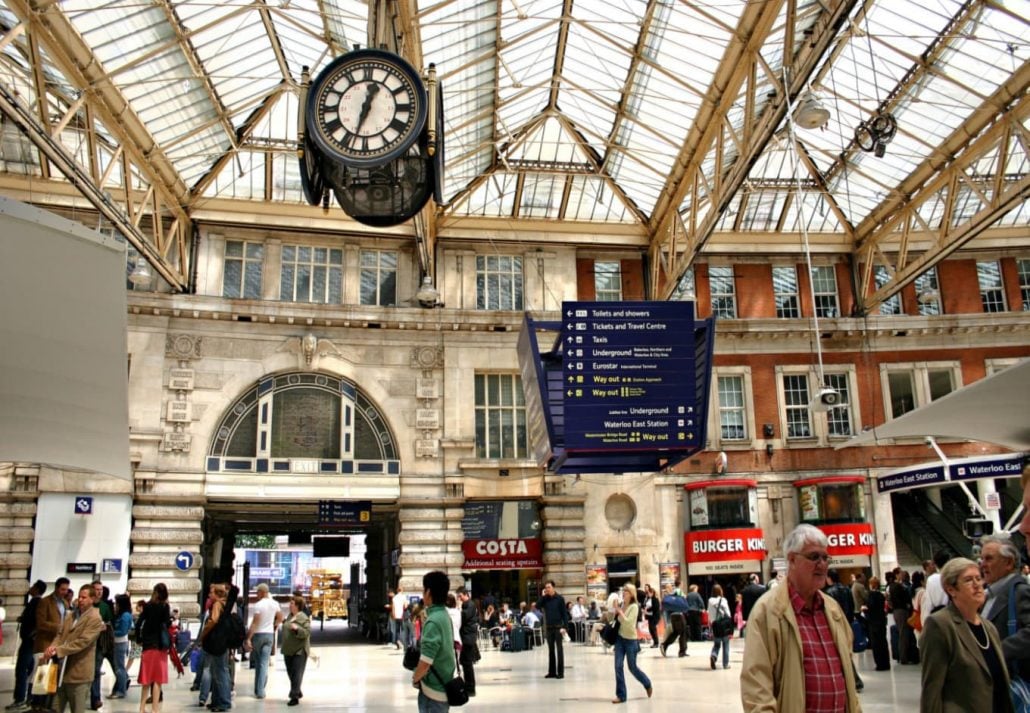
[709,367,756,448]
[914,266,942,316]
[474,372,530,460]
[775,365,861,445]
[976,260,1007,313]
[593,260,622,301]
[1017,258,1030,312]
[359,248,398,307]
[476,254,525,310]
[708,265,737,319]
[772,265,800,319]
[279,244,344,304]
[222,239,264,300]
[879,361,963,421]
[810,265,839,318]
[873,265,902,316]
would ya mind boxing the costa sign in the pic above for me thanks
[819,523,875,557]
[462,538,543,570]
[685,528,767,563]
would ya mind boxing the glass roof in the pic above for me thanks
[0,0,1023,244]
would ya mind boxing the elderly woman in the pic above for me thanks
[920,557,1013,713]
[610,583,653,704]
[281,595,311,707]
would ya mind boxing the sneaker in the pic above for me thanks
[659,644,667,657]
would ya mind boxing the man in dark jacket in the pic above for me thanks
[536,581,569,679]
[660,591,690,657]
[456,587,480,696]
[980,534,1030,681]
[8,580,45,711]
[826,569,864,690]
[685,585,705,641]
[740,574,766,637]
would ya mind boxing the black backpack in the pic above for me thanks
[203,608,246,655]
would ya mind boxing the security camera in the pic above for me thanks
[811,387,841,412]
[924,436,935,446]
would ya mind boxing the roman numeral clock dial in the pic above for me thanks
[306,49,428,169]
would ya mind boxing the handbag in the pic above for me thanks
[32,660,61,694]
[1007,579,1030,713]
[711,598,734,638]
[428,665,468,707]
[600,620,619,646]
[403,643,421,671]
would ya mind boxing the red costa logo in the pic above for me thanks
[462,538,543,570]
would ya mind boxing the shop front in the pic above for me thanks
[794,476,876,581]
[684,479,768,600]
[461,500,543,605]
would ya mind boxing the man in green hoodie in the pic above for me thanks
[410,571,456,713]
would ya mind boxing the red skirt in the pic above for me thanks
[137,648,168,686]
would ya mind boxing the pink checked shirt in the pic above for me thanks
[788,584,847,713]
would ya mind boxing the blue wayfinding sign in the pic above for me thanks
[561,302,697,451]
[175,551,194,571]
[74,496,93,515]
[877,453,1025,494]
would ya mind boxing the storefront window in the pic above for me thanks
[797,479,865,523]
[689,484,757,529]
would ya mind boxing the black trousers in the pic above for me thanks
[459,642,478,692]
[545,626,564,676]
[283,653,307,700]
[868,620,890,670]
[687,610,703,641]
[647,618,659,646]
[662,613,687,655]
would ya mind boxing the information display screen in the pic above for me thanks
[561,301,698,451]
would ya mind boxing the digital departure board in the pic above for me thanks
[561,301,699,451]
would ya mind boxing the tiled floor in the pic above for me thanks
[0,622,921,711]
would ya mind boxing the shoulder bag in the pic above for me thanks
[712,598,734,638]
[428,664,468,707]
[1007,579,1030,713]
[600,619,619,645]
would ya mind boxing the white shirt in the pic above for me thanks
[522,611,540,627]
[922,572,949,629]
[250,596,280,634]
[447,607,462,644]
[391,591,407,620]
[571,603,587,621]
[707,596,729,622]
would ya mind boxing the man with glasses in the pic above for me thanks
[740,524,861,713]
[979,534,1030,683]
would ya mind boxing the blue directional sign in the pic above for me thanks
[561,301,698,451]
[74,496,93,515]
[175,551,194,571]
[318,500,372,526]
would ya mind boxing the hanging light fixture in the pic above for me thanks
[415,275,440,306]
[128,256,153,286]
[855,111,897,158]
[793,92,831,130]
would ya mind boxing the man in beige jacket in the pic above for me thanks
[41,584,105,713]
[740,524,861,713]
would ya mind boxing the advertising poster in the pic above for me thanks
[586,564,608,600]
[799,484,820,521]
[688,488,709,527]
[659,562,680,591]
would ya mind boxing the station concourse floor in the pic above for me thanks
[0,622,921,712]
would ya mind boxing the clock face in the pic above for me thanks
[307,49,427,169]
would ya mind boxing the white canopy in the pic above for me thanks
[839,359,1030,451]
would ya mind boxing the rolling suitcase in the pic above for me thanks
[510,626,527,652]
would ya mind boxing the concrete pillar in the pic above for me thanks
[129,504,206,619]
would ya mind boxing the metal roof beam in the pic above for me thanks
[650,0,859,299]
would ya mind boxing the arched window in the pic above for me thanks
[207,372,398,475]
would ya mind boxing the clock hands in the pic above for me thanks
[355,82,380,133]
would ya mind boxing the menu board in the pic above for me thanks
[561,302,698,451]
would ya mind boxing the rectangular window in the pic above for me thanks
[772,266,800,318]
[810,265,839,318]
[1017,258,1030,311]
[671,266,696,301]
[883,364,960,420]
[474,374,528,459]
[708,266,736,318]
[874,265,902,315]
[359,250,397,306]
[280,245,343,304]
[782,374,812,439]
[926,368,955,402]
[594,261,622,301]
[887,370,917,418]
[223,240,264,299]
[977,260,1006,312]
[914,267,941,316]
[476,255,524,310]
[823,373,853,437]
[717,375,747,441]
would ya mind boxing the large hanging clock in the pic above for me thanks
[306,49,428,170]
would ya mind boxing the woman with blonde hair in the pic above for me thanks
[609,583,653,704]
[921,557,1012,713]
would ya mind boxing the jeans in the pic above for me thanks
[195,651,211,701]
[283,653,307,700]
[613,637,651,702]
[391,619,407,648]
[417,689,450,713]
[112,641,129,696]
[208,650,232,710]
[711,635,730,668]
[545,626,564,677]
[250,632,273,698]
[13,638,34,702]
